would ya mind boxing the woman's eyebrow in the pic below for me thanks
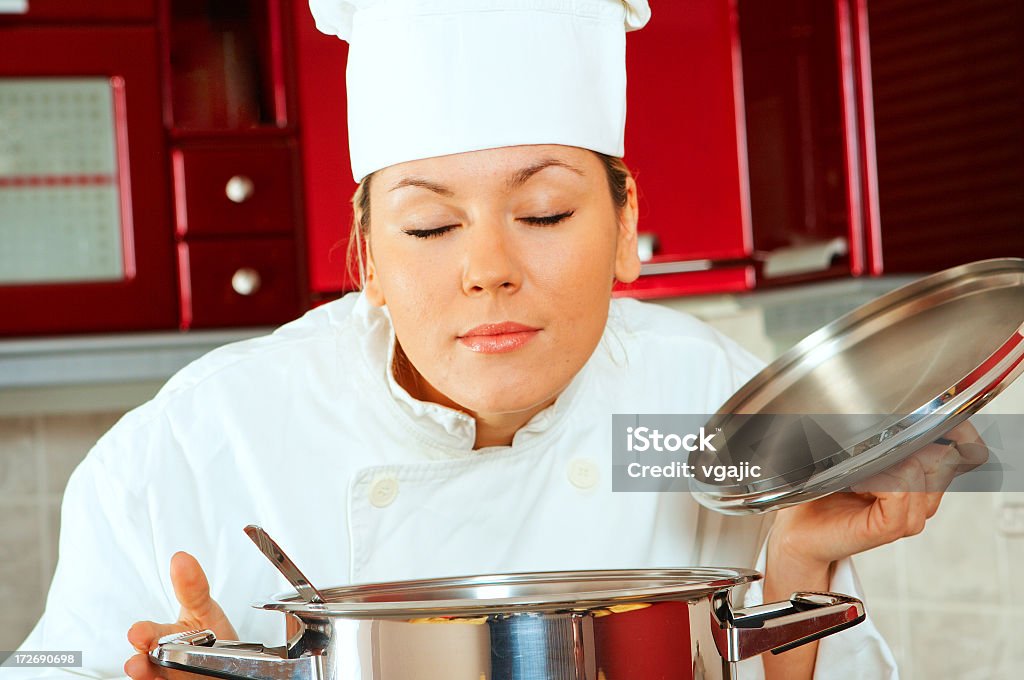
[506,158,585,190]
[387,158,585,195]
[387,177,455,196]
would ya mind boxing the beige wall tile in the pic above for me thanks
[903,493,1002,605]
[0,501,44,611]
[908,608,1002,679]
[1005,534,1024,607]
[40,412,123,495]
[0,417,40,498]
[854,540,902,600]
[995,615,1024,678]
[0,608,41,656]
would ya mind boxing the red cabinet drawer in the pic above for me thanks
[172,144,298,238]
[178,238,301,329]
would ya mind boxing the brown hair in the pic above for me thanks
[345,151,633,287]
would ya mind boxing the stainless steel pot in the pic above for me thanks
[151,568,864,680]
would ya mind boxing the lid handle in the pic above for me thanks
[712,590,865,661]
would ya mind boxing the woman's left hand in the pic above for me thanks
[770,419,990,570]
[761,420,988,680]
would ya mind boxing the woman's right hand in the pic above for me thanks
[124,551,237,680]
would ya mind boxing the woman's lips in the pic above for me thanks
[458,322,540,354]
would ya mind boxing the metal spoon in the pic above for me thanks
[243,524,326,604]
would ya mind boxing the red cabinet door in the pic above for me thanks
[0,27,176,335]
[291,0,355,296]
[867,0,1024,271]
[617,0,755,298]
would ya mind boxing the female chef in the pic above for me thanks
[11,2,986,680]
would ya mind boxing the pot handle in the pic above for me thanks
[149,629,319,680]
[712,591,865,662]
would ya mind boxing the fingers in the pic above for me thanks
[904,442,959,517]
[855,420,989,499]
[170,552,216,619]
[125,553,237,680]
[899,420,990,504]
[169,552,239,640]
[127,620,188,654]
[853,456,932,545]
[790,420,989,561]
[942,420,990,469]
[124,651,166,680]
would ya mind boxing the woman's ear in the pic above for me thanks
[363,248,387,307]
[614,174,642,284]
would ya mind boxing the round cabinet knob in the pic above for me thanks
[231,267,261,296]
[225,175,255,203]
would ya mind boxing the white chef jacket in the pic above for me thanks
[6,293,896,679]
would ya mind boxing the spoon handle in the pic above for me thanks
[244,525,326,604]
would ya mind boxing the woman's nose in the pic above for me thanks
[461,220,522,296]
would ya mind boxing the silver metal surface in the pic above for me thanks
[712,591,864,661]
[257,567,759,617]
[244,525,326,604]
[157,629,216,647]
[640,258,714,276]
[691,258,1024,514]
[150,567,866,680]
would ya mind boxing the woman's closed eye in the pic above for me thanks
[403,224,457,239]
[520,210,574,226]
[402,210,575,239]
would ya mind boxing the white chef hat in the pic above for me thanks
[309,0,652,182]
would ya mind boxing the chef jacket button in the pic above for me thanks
[567,458,599,490]
[369,478,399,508]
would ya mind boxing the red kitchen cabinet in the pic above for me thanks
[0,2,308,336]
[617,0,878,298]
[617,0,754,299]
[740,0,878,281]
[866,0,1024,271]
[164,0,307,330]
[0,25,177,335]
[291,0,357,296]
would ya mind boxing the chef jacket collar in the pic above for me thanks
[350,292,593,454]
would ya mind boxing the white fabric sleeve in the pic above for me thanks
[1,429,174,680]
[736,532,900,680]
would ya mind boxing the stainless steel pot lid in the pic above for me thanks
[689,257,1024,514]
[254,567,760,617]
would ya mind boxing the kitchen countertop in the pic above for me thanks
[0,327,269,415]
